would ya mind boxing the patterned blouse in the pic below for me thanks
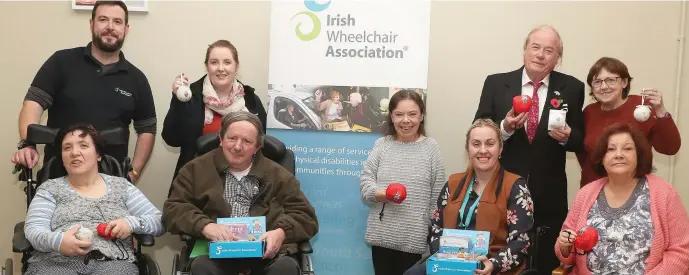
[585,177,653,274]
[429,178,534,273]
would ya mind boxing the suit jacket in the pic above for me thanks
[474,67,585,226]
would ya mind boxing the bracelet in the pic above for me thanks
[658,112,672,120]
[131,169,138,176]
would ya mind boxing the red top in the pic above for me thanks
[203,111,223,135]
[576,95,681,187]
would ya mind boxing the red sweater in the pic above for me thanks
[577,95,681,187]
[202,111,222,135]
[555,174,689,275]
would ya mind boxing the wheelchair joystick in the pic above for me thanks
[97,223,116,240]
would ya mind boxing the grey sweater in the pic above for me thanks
[25,174,165,263]
[360,136,446,254]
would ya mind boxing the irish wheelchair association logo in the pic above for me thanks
[291,0,331,41]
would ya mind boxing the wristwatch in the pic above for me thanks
[136,216,146,230]
[17,139,33,150]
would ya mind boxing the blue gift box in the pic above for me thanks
[426,254,480,275]
[426,229,491,275]
[209,239,266,258]
[208,216,267,259]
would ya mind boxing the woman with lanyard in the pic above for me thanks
[404,119,535,275]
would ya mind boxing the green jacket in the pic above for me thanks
[162,148,319,255]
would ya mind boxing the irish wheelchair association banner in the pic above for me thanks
[266,1,431,274]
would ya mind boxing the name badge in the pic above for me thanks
[548,109,567,130]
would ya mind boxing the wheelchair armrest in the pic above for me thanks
[552,265,573,275]
[26,124,58,145]
[12,222,33,253]
[298,241,313,254]
[134,234,155,247]
[15,222,24,234]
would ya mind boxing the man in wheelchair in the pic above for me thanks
[162,112,318,275]
[20,124,165,274]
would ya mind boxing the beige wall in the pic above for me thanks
[0,1,686,274]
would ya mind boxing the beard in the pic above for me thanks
[91,30,125,53]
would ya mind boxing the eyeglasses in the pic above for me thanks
[591,77,621,88]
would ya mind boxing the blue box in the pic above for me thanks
[426,229,490,275]
[208,216,267,259]
[209,240,266,258]
[426,254,481,275]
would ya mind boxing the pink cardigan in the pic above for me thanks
[554,174,689,275]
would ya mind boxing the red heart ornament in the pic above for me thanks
[386,183,407,204]
[513,95,533,114]
[574,226,598,252]
[97,223,116,240]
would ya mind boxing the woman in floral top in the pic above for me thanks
[404,119,534,275]
[555,123,689,274]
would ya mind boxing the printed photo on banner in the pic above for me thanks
[267,84,427,133]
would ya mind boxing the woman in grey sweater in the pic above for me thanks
[360,90,446,275]
[23,124,165,275]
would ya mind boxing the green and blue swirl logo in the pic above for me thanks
[292,0,331,41]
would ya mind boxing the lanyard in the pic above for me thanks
[458,175,484,229]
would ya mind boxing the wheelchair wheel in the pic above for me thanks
[518,269,541,275]
[143,254,159,275]
[2,258,12,275]
[171,254,179,275]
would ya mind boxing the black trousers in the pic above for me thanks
[190,254,300,275]
[371,246,422,275]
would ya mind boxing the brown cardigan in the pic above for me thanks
[443,167,525,274]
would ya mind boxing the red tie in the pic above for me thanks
[527,81,543,143]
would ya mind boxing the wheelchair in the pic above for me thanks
[518,225,548,275]
[170,132,314,275]
[1,124,160,275]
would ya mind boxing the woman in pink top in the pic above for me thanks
[555,123,689,275]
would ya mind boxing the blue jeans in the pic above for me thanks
[403,263,426,275]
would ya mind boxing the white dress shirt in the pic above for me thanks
[501,68,550,141]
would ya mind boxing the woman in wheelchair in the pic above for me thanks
[162,112,318,275]
[555,123,689,274]
[404,119,535,275]
[23,124,165,274]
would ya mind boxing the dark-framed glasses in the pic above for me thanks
[592,77,621,88]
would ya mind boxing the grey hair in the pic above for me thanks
[523,25,564,60]
[220,111,265,147]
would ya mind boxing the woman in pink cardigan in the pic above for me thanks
[555,123,689,275]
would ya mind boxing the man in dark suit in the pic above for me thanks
[474,25,585,273]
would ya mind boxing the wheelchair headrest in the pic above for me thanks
[26,124,128,146]
[195,132,287,162]
[263,136,286,160]
[196,132,220,156]
[98,128,128,146]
